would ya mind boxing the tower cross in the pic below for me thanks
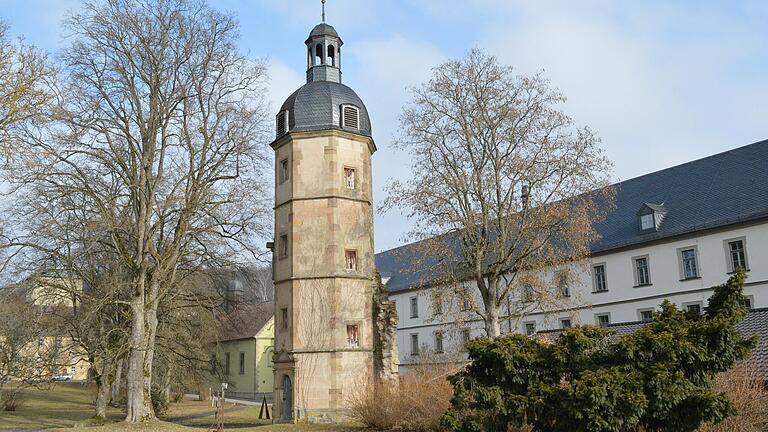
[321,0,326,22]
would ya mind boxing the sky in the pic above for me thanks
[2,0,767,253]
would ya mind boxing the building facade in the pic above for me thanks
[377,140,768,370]
[211,303,275,401]
[270,20,378,423]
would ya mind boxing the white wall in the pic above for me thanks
[388,222,768,367]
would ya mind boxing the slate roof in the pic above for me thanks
[375,139,768,293]
[735,307,768,377]
[537,307,768,379]
[219,302,274,342]
[278,80,372,137]
[309,23,339,39]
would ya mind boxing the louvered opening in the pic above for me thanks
[342,105,359,129]
[276,111,287,137]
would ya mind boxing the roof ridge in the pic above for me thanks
[611,138,768,188]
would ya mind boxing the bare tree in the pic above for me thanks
[0,295,56,406]
[1,0,271,422]
[384,49,613,338]
[0,20,56,162]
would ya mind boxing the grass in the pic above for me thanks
[0,384,363,431]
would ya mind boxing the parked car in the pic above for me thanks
[51,374,73,382]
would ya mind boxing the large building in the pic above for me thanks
[269,18,378,423]
[377,139,768,370]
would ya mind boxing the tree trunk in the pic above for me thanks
[482,277,502,338]
[125,296,151,423]
[140,299,160,417]
[95,370,111,419]
[110,357,123,404]
[485,306,501,338]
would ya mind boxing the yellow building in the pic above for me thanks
[30,277,82,307]
[212,303,275,400]
[34,335,90,381]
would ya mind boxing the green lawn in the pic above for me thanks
[0,384,363,431]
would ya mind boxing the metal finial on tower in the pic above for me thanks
[321,0,326,22]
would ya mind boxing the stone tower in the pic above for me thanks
[270,19,377,423]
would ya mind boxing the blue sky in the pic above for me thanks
[2,0,768,252]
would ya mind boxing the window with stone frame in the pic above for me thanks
[346,324,360,347]
[560,318,572,329]
[238,352,245,375]
[556,272,570,297]
[224,352,231,375]
[460,293,472,311]
[461,329,471,345]
[409,296,418,318]
[633,256,651,286]
[638,309,655,322]
[685,303,702,315]
[726,238,748,272]
[433,297,443,315]
[595,313,610,327]
[343,167,356,189]
[524,321,536,336]
[279,158,289,183]
[279,234,289,259]
[281,308,288,329]
[680,248,699,279]
[744,296,754,310]
[410,333,419,356]
[434,331,444,354]
[345,249,357,270]
[593,264,608,292]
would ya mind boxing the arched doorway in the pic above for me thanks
[282,375,292,421]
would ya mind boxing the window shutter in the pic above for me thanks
[341,105,359,129]
[276,111,288,137]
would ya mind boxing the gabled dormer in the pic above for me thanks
[637,202,667,232]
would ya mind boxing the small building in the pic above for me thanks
[211,302,275,401]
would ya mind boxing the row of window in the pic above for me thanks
[278,159,359,189]
[276,233,359,270]
[409,329,471,356]
[278,307,361,347]
[402,238,751,333]
[409,291,756,355]
[222,351,247,375]
[275,104,361,138]
[591,238,749,294]
[521,295,755,335]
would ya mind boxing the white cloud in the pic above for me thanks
[344,35,445,251]
[477,1,768,181]
[265,59,304,114]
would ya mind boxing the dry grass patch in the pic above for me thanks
[700,365,768,432]
[349,365,455,431]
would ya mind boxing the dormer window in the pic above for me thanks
[341,104,360,129]
[640,214,654,230]
[276,110,289,137]
[637,203,667,232]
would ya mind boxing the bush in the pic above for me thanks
[349,366,454,431]
[442,273,755,432]
[700,364,768,432]
[1,388,25,411]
